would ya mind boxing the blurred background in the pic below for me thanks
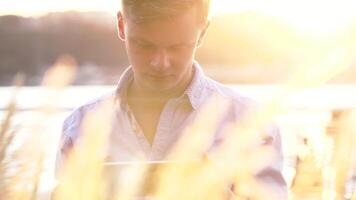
[0,0,355,85]
[0,0,355,199]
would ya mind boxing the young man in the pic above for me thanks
[56,0,287,198]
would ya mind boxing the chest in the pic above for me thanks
[127,97,192,145]
[129,103,163,145]
[109,99,232,162]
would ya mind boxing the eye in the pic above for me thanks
[168,45,182,51]
[169,42,196,51]
[131,39,155,50]
[138,42,154,49]
[168,44,190,52]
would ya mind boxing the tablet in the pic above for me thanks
[102,160,200,198]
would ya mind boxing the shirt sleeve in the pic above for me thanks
[232,98,288,199]
[54,108,83,178]
[208,120,288,199]
[253,124,288,199]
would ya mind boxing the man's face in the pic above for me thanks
[118,8,209,94]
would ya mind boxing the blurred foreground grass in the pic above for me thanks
[0,52,355,200]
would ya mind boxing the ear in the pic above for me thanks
[117,11,126,41]
[196,21,210,48]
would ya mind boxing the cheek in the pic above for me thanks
[174,49,196,64]
[126,46,150,64]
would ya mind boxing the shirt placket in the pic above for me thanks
[125,106,152,159]
[149,99,180,160]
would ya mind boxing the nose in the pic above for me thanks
[150,48,171,70]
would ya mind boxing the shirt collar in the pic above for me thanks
[184,61,207,110]
[114,60,207,110]
[114,67,133,110]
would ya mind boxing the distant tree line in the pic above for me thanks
[0,12,128,85]
[0,11,355,85]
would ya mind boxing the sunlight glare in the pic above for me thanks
[211,0,356,34]
[1,0,355,34]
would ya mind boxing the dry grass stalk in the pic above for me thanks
[0,73,25,200]
[1,45,354,200]
[52,47,354,200]
[54,100,112,200]
[0,55,76,200]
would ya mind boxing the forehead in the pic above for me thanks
[124,8,202,45]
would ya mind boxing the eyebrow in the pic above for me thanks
[129,37,196,47]
[129,37,154,45]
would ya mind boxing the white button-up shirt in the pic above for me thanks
[56,61,287,198]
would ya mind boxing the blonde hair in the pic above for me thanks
[121,0,210,24]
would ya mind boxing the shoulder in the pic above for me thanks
[61,91,116,139]
[203,78,280,142]
[203,77,257,116]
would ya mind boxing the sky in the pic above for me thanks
[0,0,355,34]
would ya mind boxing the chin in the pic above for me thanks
[143,78,174,89]
[145,81,177,92]
[148,84,174,92]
